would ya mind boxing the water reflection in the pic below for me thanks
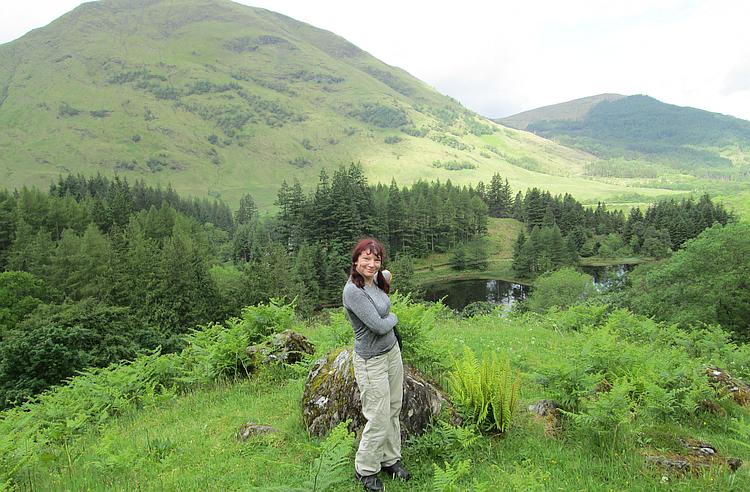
[423,279,530,311]
[423,264,634,311]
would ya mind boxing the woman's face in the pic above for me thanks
[355,249,381,282]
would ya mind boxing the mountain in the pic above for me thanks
[497,93,627,131]
[496,94,750,179]
[0,0,675,208]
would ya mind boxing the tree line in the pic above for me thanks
[0,168,485,408]
[510,187,732,278]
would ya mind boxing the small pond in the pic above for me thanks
[423,264,636,312]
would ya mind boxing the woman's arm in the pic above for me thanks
[343,284,398,336]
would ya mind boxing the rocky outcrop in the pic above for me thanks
[644,438,743,474]
[302,347,451,438]
[527,399,562,437]
[706,366,750,406]
[246,330,315,366]
[237,422,277,441]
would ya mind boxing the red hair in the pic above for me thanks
[350,238,390,293]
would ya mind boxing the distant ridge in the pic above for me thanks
[495,93,627,130]
[495,94,750,177]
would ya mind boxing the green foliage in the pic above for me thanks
[179,299,297,384]
[460,301,497,318]
[306,421,355,492]
[350,103,409,128]
[390,293,451,376]
[0,300,157,408]
[448,347,521,434]
[406,421,479,463]
[0,272,57,337]
[623,221,750,339]
[536,308,728,447]
[432,160,476,171]
[566,377,638,449]
[432,458,472,492]
[524,267,596,313]
[0,349,179,486]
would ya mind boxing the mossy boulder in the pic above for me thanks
[302,347,448,438]
[246,330,314,366]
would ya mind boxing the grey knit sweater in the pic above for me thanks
[342,275,398,359]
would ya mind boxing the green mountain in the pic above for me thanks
[496,94,750,179]
[497,93,627,131]
[0,0,674,208]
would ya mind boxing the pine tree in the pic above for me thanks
[235,193,258,225]
[387,180,406,254]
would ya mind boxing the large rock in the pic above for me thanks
[302,347,451,438]
[246,330,315,366]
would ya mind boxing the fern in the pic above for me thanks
[432,459,471,492]
[448,347,521,434]
[306,421,355,492]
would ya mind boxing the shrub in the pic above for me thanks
[536,308,722,446]
[179,299,297,383]
[384,135,402,144]
[57,102,80,117]
[460,301,496,318]
[524,267,596,313]
[350,103,409,128]
[305,421,355,491]
[447,346,520,434]
[432,160,476,171]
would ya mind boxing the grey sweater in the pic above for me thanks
[342,276,398,359]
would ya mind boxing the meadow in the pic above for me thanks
[3,291,749,491]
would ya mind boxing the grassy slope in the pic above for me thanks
[413,217,523,286]
[24,314,750,491]
[0,0,679,209]
[495,95,750,209]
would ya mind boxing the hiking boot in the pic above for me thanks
[381,460,412,480]
[355,471,384,492]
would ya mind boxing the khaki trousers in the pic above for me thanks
[352,343,404,476]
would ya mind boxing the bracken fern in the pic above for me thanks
[448,346,520,434]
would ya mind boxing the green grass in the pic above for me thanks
[15,311,750,491]
[413,218,524,286]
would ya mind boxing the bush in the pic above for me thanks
[524,267,596,313]
[179,299,297,383]
[351,103,409,128]
[536,308,722,447]
[624,222,750,339]
[460,301,496,318]
[0,300,157,408]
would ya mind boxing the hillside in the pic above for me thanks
[496,94,750,182]
[497,93,626,131]
[0,0,677,208]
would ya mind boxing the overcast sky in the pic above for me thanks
[2,0,749,120]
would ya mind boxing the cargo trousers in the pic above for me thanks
[352,342,404,476]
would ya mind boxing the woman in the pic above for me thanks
[342,238,411,492]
